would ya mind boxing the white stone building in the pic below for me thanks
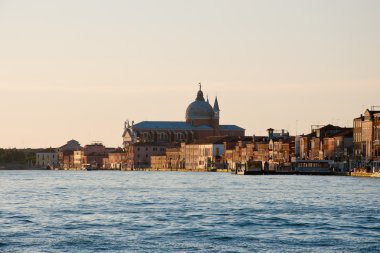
[36,148,59,168]
[184,137,225,170]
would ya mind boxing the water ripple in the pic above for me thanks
[0,171,379,252]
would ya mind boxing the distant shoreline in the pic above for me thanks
[1,167,379,178]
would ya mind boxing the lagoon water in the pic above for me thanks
[0,171,379,252]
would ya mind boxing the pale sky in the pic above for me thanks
[0,0,379,148]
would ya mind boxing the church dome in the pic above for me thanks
[186,100,214,120]
[186,85,214,120]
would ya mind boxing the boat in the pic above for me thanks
[81,164,92,171]
[233,161,263,175]
[292,160,334,175]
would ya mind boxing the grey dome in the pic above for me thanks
[186,100,214,120]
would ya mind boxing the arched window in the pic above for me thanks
[142,132,150,141]
[176,132,184,141]
[159,132,168,141]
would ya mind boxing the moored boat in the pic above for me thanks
[292,160,334,175]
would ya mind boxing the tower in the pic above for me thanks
[212,96,220,129]
[213,96,220,120]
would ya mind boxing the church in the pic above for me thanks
[122,84,245,147]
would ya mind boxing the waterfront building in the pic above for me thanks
[122,85,245,168]
[73,149,85,169]
[222,131,295,171]
[35,148,58,169]
[322,128,353,161]
[166,146,185,169]
[294,135,301,158]
[59,150,74,169]
[353,108,380,162]
[83,142,107,169]
[374,112,380,160]
[223,137,254,170]
[104,148,128,169]
[122,85,245,147]
[150,155,168,170]
[58,140,82,169]
[252,136,270,162]
[150,146,185,170]
[184,136,227,170]
[299,125,344,160]
[298,124,353,165]
[269,139,292,164]
[125,143,168,168]
[299,135,309,160]
[266,128,292,164]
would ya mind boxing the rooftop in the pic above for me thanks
[133,121,244,131]
[330,128,353,138]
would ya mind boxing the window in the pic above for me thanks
[160,133,168,141]
[176,132,184,141]
[375,147,380,156]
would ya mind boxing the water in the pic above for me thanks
[0,171,379,252]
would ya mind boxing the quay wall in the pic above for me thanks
[351,172,380,178]
[122,168,216,172]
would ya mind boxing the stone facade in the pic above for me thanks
[374,112,380,160]
[125,143,168,168]
[83,143,107,169]
[184,137,226,170]
[353,109,380,161]
[122,85,245,167]
[300,125,345,160]
[59,150,74,169]
[36,148,58,169]
[151,155,168,169]
[322,129,353,161]
[104,149,128,169]
[122,86,245,146]
[73,150,85,169]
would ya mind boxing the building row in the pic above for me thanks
[121,86,379,172]
[148,126,356,171]
[35,83,379,172]
[35,140,127,170]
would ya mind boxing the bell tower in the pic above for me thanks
[212,96,220,129]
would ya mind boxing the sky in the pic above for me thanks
[0,0,379,148]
